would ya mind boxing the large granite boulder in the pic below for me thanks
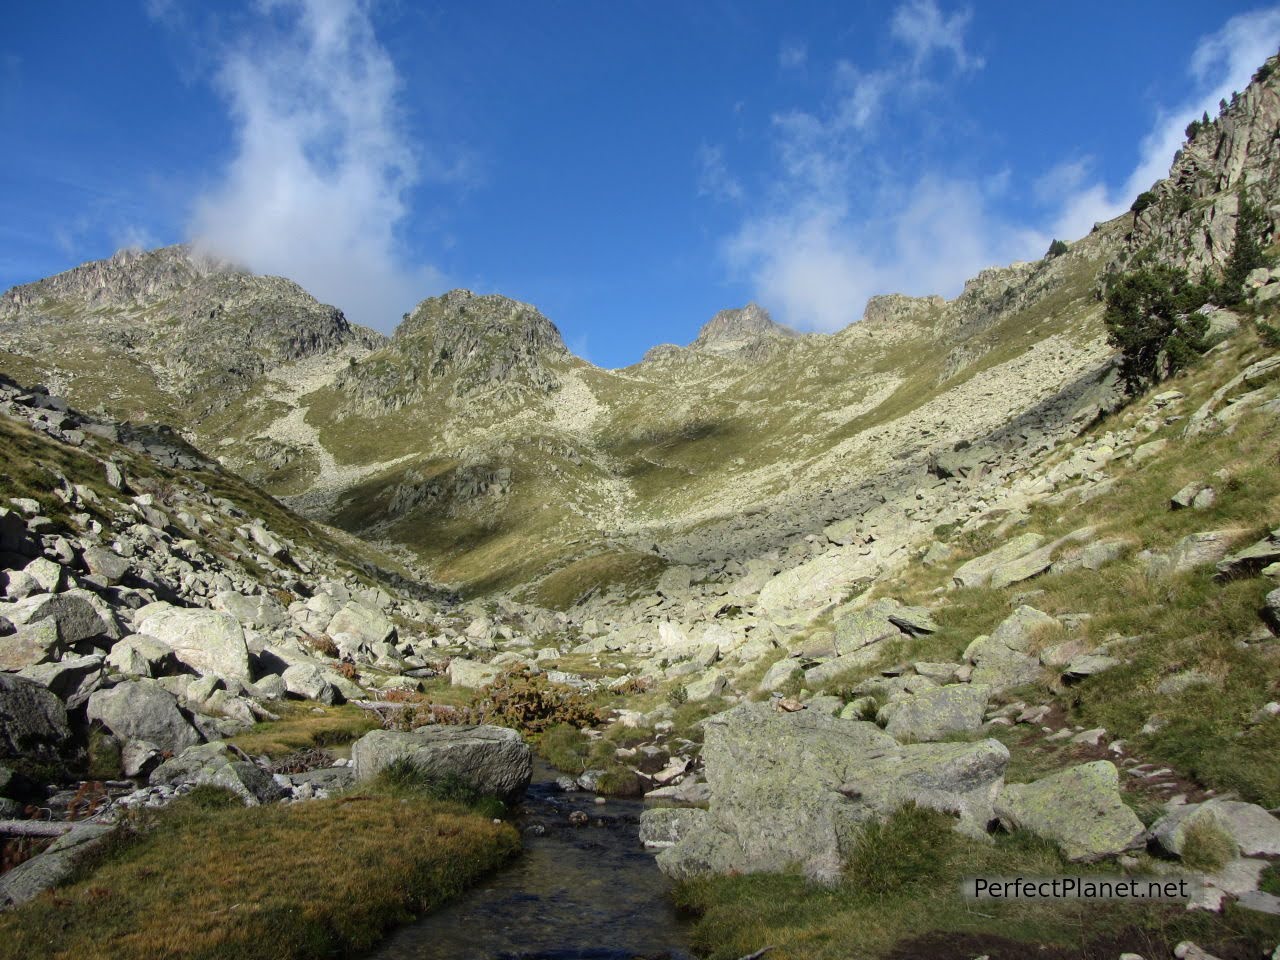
[0,823,114,907]
[883,683,990,742]
[2,589,122,644]
[649,702,1008,884]
[994,761,1144,861]
[132,602,252,683]
[0,673,73,763]
[350,725,533,800]
[86,679,202,754]
[326,600,396,646]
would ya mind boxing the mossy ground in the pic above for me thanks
[0,781,519,960]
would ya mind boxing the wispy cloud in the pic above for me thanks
[185,0,450,330]
[779,40,807,70]
[1047,6,1280,243]
[715,2,1280,333]
[889,0,983,72]
[697,144,744,203]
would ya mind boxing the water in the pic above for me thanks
[370,763,694,960]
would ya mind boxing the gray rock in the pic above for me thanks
[1062,654,1123,681]
[0,617,60,670]
[87,679,202,754]
[1152,800,1280,858]
[212,591,287,631]
[3,589,121,644]
[448,658,502,689]
[350,725,533,799]
[952,533,1047,589]
[132,602,252,683]
[802,646,883,686]
[1171,482,1205,510]
[0,823,114,907]
[1216,535,1280,580]
[23,557,65,593]
[833,607,901,653]
[18,654,105,709]
[80,546,130,585]
[995,761,1144,861]
[280,662,340,704]
[884,683,990,742]
[105,634,174,678]
[326,601,396,646]
[989,545,1056,590]
[654,702,1008,884]
[0,672,73,763]
[758,656,801,692]
[639,806,707,848]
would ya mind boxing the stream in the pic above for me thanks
[370,762,695,960]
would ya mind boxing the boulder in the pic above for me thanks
[0,673,73,763]
[657,565,693,597]
[884,684,990,742]
[994,761,1144,861]
[86,679,202,754]
[350,725,532,799]
[758,548,881,625]
[989,545,1056,590]
[833,607,902,653]
[1146,530,1244,577]
[448,658,502,689]
[23,557,65,593]
[132,602,252,683]
[105,634,174,678]
[326,601,396,646]
[952,534,1046,589]
[3,589,121,644]
[639,806,707,848]
[212,591,287,631]
[1216,534,1280,580]
[758,656,801,692]
[80,546,130,585]
[0,618,60,670]
[802,646,883,686]
[653,702,1008,884]
[1151,800,1280,858]
[18,654,105,709]
[280,663,341,705]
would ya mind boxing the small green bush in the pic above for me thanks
[1045,238,1069,259]
[1131,191,1157,214]
[1104,262,1211,394]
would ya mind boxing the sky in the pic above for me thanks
[3,2,1280,368]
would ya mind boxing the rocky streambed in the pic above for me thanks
[371,762,693,960]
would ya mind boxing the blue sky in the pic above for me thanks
[3,2,1280,367]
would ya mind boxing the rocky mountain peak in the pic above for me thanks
[395,289,567,355]
[690,303,795,355]
[860,294,946,327]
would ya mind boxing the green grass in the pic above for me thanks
[227,702,380,758]
[0,781,519,960]
[674,804,1280,960]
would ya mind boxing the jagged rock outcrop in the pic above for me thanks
[689,303,796,356]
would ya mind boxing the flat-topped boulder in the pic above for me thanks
[350,724,532,800]
[132,602,251,683]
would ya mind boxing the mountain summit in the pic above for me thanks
[689,303,796,355]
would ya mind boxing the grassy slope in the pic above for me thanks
[0,784,519,960]
[677,326,1280,958]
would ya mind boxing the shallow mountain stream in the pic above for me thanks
[370,762,694,960]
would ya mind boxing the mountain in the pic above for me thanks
[2,57,1278,614]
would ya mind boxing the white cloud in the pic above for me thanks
[779,40,807,70]
[187,0,446,330]
[1045,7,1280,242]
[716,4,1280,334]
[889,0,983,72]
[697,144,744,203]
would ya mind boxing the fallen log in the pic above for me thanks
[0,820,75,838]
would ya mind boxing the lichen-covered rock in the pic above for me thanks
[0,823,114,907]
[350,725,532,800]
[654,702,1008,884]
[448,658,502,689]
[2,589,122,644]
[0,673,73,763]
[884,683,990,742]
[994,761,1144,861]
[952,534,1047,589]
[1151,799,1280,858]
[132,602,252,683]
[86,679,202,754]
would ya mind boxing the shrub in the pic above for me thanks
[304,634,339,658]
[1045,238,1069,259]
[1104,263,1212,394]
[539,722,591,772]
[1131,190,1157,214]
[1259,320,1280,348]
[474,668,603,734]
